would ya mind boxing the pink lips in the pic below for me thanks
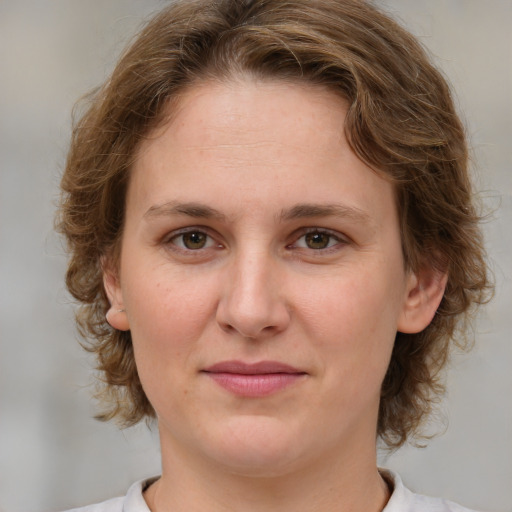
[202,361,306,397]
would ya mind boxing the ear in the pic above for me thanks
[397,265,448,334]
[102,258,130,332]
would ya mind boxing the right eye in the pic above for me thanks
[169,230,217,250]
[297,231,338,250]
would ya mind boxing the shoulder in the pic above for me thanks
[62,478,155,512]
[381,469,481,512]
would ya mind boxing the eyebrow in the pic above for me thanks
[279,203,372,224]
[144,201,228,221]
[144,201,372,225]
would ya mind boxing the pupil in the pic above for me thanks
[306,232,329,249]
[184,232,206,249]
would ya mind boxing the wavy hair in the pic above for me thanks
[57,0,491,448]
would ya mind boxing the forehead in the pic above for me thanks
[129,78,396,228]
[145,78,349,156]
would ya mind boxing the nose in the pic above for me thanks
[216,249,291,340]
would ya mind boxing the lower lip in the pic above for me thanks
[204,372,305,397]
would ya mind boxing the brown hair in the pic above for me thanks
[58,0,491,448]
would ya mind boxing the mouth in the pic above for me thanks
[201,360,307,397]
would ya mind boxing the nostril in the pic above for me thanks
[218,321,234,335]
[218,321,283,341]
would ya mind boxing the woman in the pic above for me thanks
[58,0,490,510]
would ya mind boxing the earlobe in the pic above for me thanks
[397,266,448,334]
[102,261,130,332]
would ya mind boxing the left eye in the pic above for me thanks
[294,231,341,250]
[171,230,215,250]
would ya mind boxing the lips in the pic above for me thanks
[202,360,307,397]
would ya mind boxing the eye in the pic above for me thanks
[293,230,345,250]
[303,232,334,250]
[170,230,216,250]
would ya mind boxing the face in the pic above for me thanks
[105,78,435,477]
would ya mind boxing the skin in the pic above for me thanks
[105,78,446,512]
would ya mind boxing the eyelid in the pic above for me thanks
[288,227,350,251]
[163,226,223,251]
[160,225,350,255]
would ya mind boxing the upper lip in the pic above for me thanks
[202,360,305,375]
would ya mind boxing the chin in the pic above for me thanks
[200,415,308,477]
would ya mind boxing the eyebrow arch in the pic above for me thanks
[144,201,371,225]
[280,203,372,224]
[144,201,227,221]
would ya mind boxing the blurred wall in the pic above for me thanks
[0,1,510,511]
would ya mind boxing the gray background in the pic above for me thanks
[0,1,510,511]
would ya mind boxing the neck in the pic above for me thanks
[145,432,390,512]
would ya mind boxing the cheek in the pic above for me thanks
[122,266,219,362]
[299,270,401,338]
[293,264,402,374]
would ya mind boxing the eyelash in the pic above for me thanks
[163,227,348,255]
[288,228,348,252]
[165,227,221,252]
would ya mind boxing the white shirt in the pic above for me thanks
[64,470,480,512]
